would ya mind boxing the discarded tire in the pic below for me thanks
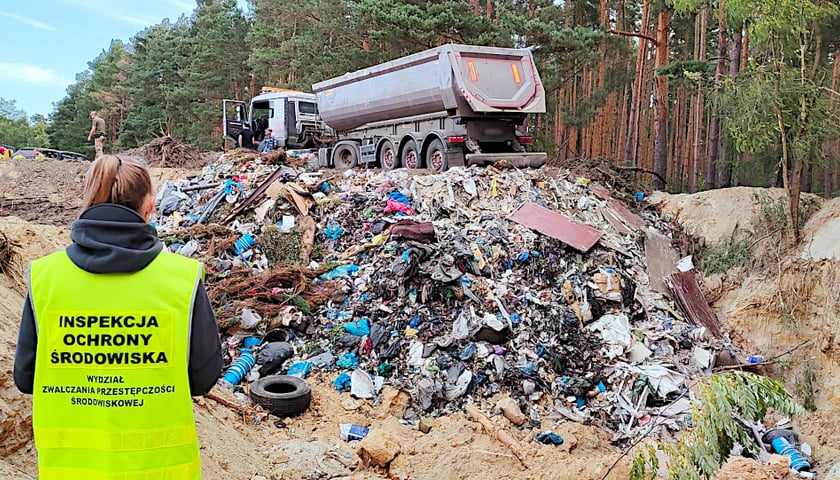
[249,375,312,416]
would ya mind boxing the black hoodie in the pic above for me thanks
[14,204,223,396]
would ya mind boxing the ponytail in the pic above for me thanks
[82,155,152,214]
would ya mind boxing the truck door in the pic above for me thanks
[223,99,248,150]
[284,98,298,148]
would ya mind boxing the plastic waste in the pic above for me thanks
[177,240,199,257]
[240,308,262,329]
[343,318,371,336]
[451,312,470,340]
[222,351,255,385]
[444,369,472,401]
[308,350,335,369]
[350,369,378,399]
[276,215,295,233]
[333,372,352,392]
[233,233,255,255]
[319,264,359,281]
[408,340,424,367]
[336,352,359,370]
[459,342,476,361]
[771,437,811,472]
[339,423,369,441]
[384,193,414,216]
[535,431,564,445]
[324,219,344,240]
[287,361,313,379]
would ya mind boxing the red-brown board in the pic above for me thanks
[509,202,603,252]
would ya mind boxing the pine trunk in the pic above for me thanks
[652,9,670,190]
[623,0,650,166]
[706,0,727,190]
[690,4,708,192]
[826,49,840,195]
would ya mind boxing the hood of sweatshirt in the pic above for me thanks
[66,203,162,274]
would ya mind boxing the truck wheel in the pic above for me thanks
[249,375,312,417]
[379,140,399,170]
[333,142,359,169]
[425,139,447,172]
[402,140,421,169]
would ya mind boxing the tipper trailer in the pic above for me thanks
[223,44,547,171]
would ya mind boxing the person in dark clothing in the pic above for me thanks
[238,121,256,150]
[15,154,222,478]
[14,156,222,397]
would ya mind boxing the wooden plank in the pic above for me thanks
[644,229,679,295]
[509,202,603,252]
[600,206,633,235]
[590,182,613,200]
[667,271,723,338]
[608,199,645,231]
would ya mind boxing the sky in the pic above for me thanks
[0,0,247,120]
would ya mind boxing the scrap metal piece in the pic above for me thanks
[509,202,603,252]
[667,271,724,338]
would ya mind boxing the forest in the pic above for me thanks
[3,0,840,198]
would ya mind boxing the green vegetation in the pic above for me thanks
[630,372,807,480]
[0,98,50,150]
[795,364,817,412]
[696,232,753,274]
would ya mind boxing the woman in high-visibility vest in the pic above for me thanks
[14,154,223,480]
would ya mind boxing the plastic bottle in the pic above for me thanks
[222,351,256,385]
[339,423,369,441]
[771,437,811,472]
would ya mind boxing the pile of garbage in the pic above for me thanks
[153,148,732,445]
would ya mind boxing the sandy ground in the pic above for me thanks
[5,159,839,479]
[655,187,840,475]
[0,210,632,479]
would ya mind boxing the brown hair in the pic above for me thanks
[82,155,152,213]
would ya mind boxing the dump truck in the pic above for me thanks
[222,43,547,171]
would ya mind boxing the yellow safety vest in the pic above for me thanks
[30,250,203,480]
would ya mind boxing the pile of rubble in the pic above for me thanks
[153,148,731,445]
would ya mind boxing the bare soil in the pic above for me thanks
[0,158,202,226]
[656,187,840,474]
[5,166,837,479]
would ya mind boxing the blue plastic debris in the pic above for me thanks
[336,353,359,370]
[287,361,313,379]
[459,342,476,361]
[319,264,359,281]
[343,318,371,336]
[535,431,564,445]
[324,219,344,240]
[333,372,352,392]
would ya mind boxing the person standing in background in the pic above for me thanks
[259,128,279,153]
[87,111,106,158]
[238,121,255,150]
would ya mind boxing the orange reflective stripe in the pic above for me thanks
[511,63,521,84]
[37,425,197,451]
[39,456,200,480]
[467,61,478,81]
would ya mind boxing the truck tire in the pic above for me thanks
[401,139,421,169]
[249,375,312,417]
[425,139,447,172]
[379,140,399,169]
[333,142,359,169]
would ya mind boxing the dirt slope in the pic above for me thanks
[656,187,840,473]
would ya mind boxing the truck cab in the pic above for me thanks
[223,88,330,150]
